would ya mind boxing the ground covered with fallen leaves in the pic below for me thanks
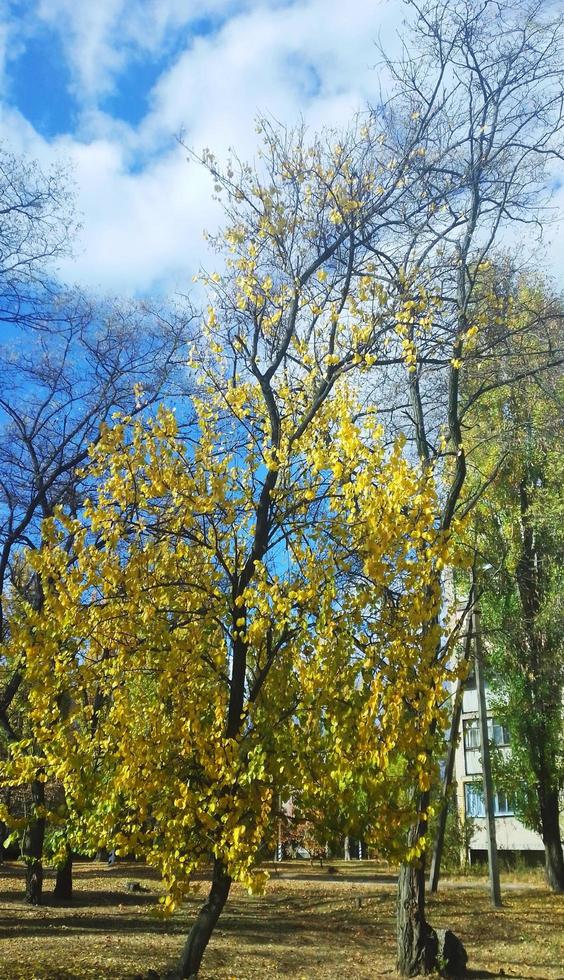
[0,860,562,979]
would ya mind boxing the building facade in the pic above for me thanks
[453,674,545,862]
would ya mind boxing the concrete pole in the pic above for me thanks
[429,613,473,892]
[472,595,502,908]
[276,793,283,862]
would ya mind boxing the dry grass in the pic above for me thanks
[0,860,562,979]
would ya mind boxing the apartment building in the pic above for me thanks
[452,671,545,863]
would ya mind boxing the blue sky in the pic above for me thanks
[1,0,563,296]
[0,0,406,295]
[5,6,224,137]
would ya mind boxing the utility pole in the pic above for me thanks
[276,793,283,862]
[429,610,473,892]
[472,592,502,908]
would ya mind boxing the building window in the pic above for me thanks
[491,720,510,747]
[463,719,481,775]
[463,717,510,775]
[465,669,476,690]
[464,782,514,818]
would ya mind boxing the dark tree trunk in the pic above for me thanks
[397,857,438,976]
[54,848,73,901]
[174,442,275,977]
[177,858,232,978]
[538,784,564,892]
[23,778,46,905]
[397,803,438,978]
[515,474,563,894]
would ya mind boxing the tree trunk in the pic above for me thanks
[538,785,564,892]
[23,778,46,905]
[397,856,438,976]
[54,848,73,901]
[397,805,438,978]
[177,858,232,978]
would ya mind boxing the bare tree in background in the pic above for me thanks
[367,1,564,972]
[0,145,78,326]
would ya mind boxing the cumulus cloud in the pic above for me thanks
[0,0,405,294]
[33,0,269,101]
[139,0,400,150]
[0,0,562,297]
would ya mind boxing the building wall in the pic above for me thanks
[453,684,544,855]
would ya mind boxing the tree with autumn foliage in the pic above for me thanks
[2,2,563,975]
[0,151,193,905]
[1,112,469,977]
[369,1,564,969]
[462,277,564,892]
[7,390,460,975]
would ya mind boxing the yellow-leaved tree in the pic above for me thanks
[5,380,460,977]
[2,119,465,978]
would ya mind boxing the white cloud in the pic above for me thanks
[1,0,562,297]
[36,0,125,99]
[56,137,220,294]
[140,0,401,150]
[33,0,265,101]
[0,0,404,295]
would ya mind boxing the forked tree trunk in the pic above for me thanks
[54,848,73,901]
[538,785,564,893]
[177,858,232,978]
[23,778,46,905]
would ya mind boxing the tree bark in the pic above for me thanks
[397,847,438,977]
[23,778,46,905]
[177,858,232,978]
[54,848,73,901]
[538,784,564,892]
[515,472,564,893]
